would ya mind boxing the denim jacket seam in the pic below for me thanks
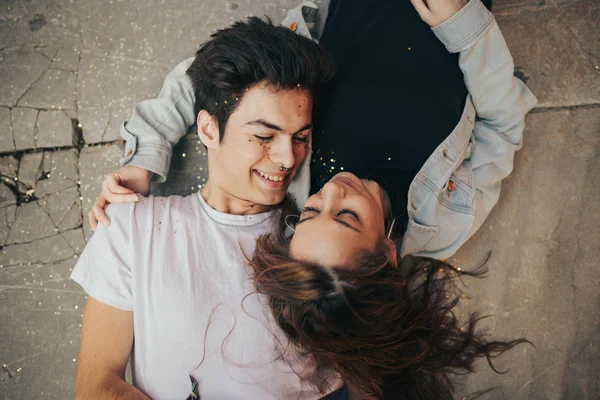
[135,141,173,151]
[436,181,475,215]
[444,15,494,54]
[151,86,194,132]
[475,119,523,147]
[432,0,477,32]
[404,220,440,254]
[432,0,495,53]
[436,195,475,215]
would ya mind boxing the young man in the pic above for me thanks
[71,17,336,399]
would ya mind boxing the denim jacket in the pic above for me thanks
[119,0,537,260]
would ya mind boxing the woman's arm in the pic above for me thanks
[121,57,196,183]
[88,58,196,230]
[413,0,537,250]
[434,0,537,239]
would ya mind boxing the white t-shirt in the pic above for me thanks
[71,193,341,399]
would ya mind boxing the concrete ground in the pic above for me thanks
[0,0,598,398]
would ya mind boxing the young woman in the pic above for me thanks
[91,0,536,398]
[239,1,537,398]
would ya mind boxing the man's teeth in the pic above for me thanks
[257,171,285,182]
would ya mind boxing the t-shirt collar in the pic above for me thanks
[196,192,278,227]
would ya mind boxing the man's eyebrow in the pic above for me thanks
[296,217,361,233]
[244,119,313,135]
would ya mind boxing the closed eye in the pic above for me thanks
[254,135,273,142]
[301,206,319,214]
[336,208,359,221]
[293,135,309,143]
[298,207,361,230]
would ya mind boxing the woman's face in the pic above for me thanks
[290,172,389,267]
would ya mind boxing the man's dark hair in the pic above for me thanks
[186,16,335,142]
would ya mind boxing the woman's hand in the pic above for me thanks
[88,166,153,230]
[410,0,468,27]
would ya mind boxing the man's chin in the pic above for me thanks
[260,192,288,207]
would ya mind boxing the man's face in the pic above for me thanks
[208,83,313,208]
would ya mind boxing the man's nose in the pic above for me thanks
[269,137,295,168]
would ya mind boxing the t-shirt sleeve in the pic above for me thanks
[71,203,134,311]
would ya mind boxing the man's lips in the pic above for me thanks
[254,169,289,182]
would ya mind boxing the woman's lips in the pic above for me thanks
[330,174,361,192]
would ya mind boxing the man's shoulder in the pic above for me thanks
[100,193,202,239]
[105,193,200,217]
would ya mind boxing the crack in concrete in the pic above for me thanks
[33,46,55,62]
[0,284,82,295]
[79,48,176,69]
[4,205,20,246]
[517,325,600,394]
[0,140,124,157]
[1,104,73,113]
[71,117,85,150]
[35,196,59,228]
[74,149,85,237]
[74,49,82,117]
[559,12,600,71]
[0,251,78,274]
[32,108,40,149]
[3,202,59,246]
[37,184,79,201]
[54,199,79,229]
[5,224,83,248]
[494,2,558,17]
[3,351,46,368]
[0,275,74,289]
[0,173,36,203]
[1,364,15,378]
[13,61,53,108]
[0,253,76,269]
[3,207,12,232]
[100,111,112,142]
[530,103,600,114]
[7,107,16,152]
[59,230,82,255]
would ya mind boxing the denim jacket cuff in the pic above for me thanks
[122,143,172,183]
[432,0,494,54]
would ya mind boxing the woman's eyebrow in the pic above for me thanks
[296,217,362,233]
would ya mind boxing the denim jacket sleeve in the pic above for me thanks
[429,0,538,255]
[120,57,195,182]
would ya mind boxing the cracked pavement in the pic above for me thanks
[0,0,599,399]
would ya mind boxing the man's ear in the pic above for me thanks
[197,110,220,149]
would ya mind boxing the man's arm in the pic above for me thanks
[75,297,149,400]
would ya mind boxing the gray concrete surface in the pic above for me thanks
[0,0,598,398]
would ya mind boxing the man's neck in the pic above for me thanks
[200,182,273,215]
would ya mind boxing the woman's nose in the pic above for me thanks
[320,180,346,200]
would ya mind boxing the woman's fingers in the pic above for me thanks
[409,0,433,25]
[88,209,98,231]
[89,197,111,230]
[105,182,139,203]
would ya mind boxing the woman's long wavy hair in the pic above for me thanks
[248,227,529,399]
